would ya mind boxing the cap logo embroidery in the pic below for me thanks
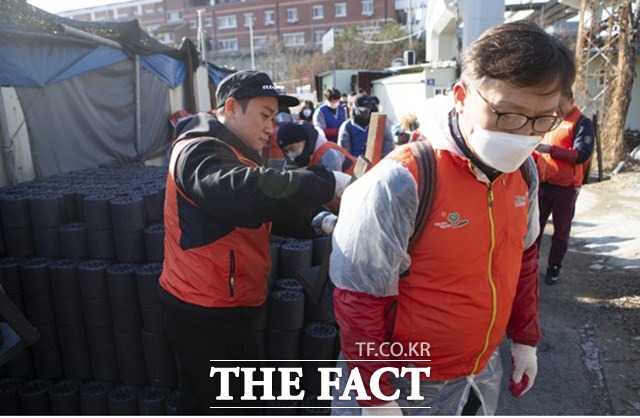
[262,85,277,90]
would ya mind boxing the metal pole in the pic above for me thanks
[332,59,336,88]
[197,9,206,63]
[249,16,255,70]
[408,0,413,50]
[134,54,142,159]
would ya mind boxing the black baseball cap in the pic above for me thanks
[216,70,300,108]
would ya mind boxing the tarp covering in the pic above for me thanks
[0,0,183,181]
[15,59,171,177]
[0,0,188,88]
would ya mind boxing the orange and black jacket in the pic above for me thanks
[535,106,595,187]
[159,113,334,311]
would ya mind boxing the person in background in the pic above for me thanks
[277,121,355,174]
[370,95,382,113]
[534,89,595,285]
[313,87,347,143]
[158,70,351,415]
[340,92,349,107]
[392,113,424,145]
[328,20,574,415]
[298,99,315,123]
[337,93,395,159]
[262,107,293,169]
[340,93,350,117]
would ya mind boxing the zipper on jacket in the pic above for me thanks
[472,183,499,375]
[229,250,236,297]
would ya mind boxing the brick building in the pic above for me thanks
[59,0,404,72]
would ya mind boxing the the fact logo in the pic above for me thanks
[262,84,278,90]
[208,364,431,403]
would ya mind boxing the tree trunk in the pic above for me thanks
[600,0,639,169]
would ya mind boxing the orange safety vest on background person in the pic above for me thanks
[159,137,271,308]
[309,141,357,175]
[536,107,590,187]
[387,145,529,380]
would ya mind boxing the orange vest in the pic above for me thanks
[536,107,589,187]
[387,145,529,380]
[159,138,271,308]
[309,142,356,175]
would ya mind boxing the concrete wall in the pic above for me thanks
[371,65,457,126]
[318,69,361,98]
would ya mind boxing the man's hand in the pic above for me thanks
[509,343,537,397]
[535,143,552,153]
[361,400,403,416]
[311,211,338,235]
[333,171,352,198]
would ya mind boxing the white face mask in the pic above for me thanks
[468,125,542,173]
[327,101,339,110]
[284,147,303,161]
[303,109,312,117]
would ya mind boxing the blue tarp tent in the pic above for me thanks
[0,0,191,180]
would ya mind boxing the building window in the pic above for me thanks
[219,38,238,51]
[253,36,267,49]
[314,31,325,45]
[362,0,373,16]
[218,15,237,29]
[190,20,197,29]
[205,18,212,27]
[287,8,298,23]
[312,5,323,20]
[167,11,182,21]
[244,13,254,27]
[162,33,173,43]
[264,10,275,25]
[335,3,347,17]
[334,28,345,36]
[283,32,305,46]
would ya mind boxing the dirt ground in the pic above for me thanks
[496,170,640,415]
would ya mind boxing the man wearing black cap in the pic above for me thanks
[158,70,351,414]
[337,93,395,159]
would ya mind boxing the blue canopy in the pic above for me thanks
[0,30,185,88]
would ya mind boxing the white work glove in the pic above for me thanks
[509,343,537,397]
[361,400,403,416]
[311,211,338,235]
[332,171,352,198]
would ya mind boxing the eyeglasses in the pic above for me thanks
[475,89,564,133]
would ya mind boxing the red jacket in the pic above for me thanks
[536,106,590,187]
[334,145,541,405]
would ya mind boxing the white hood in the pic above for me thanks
[415,94,464,157]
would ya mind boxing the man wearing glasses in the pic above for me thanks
[328,20,573,415]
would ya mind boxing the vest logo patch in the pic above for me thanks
[514,195,528,208]
[434,211,469,229]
